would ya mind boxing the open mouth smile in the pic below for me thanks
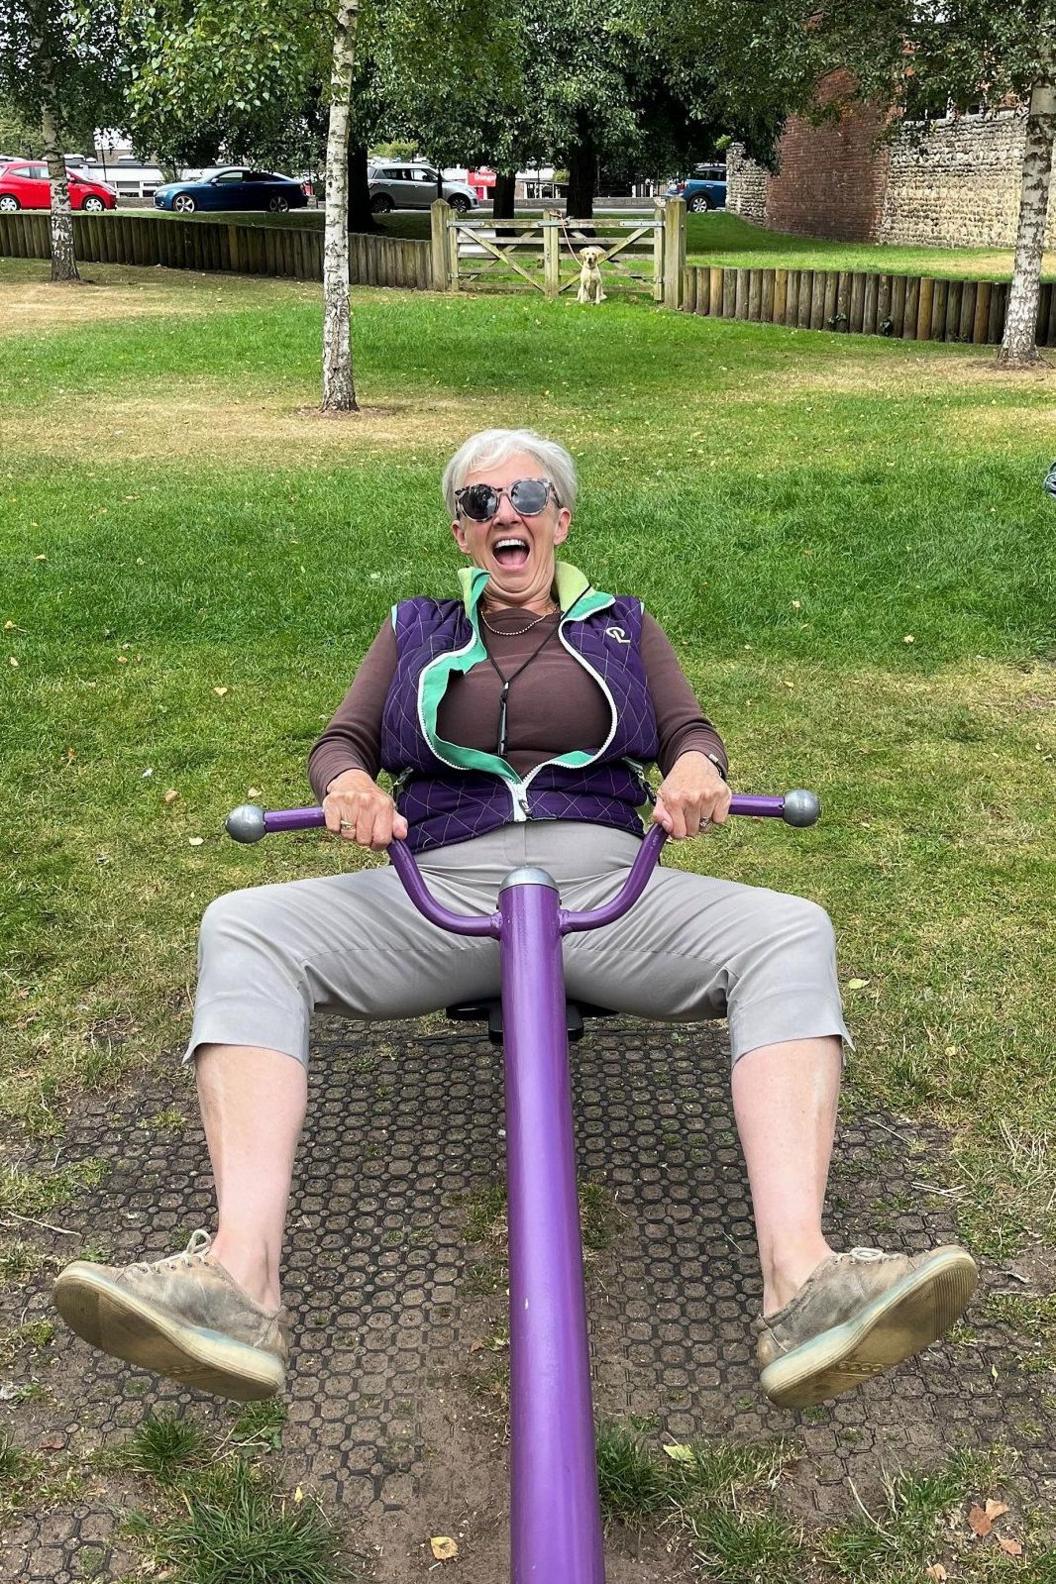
[491,535,531,569]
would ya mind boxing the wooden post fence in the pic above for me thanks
[0,210,434,289]
[662,198,685,311]
[430,199,451,291]
[1,209,1050,346]
[674,260,1051,347]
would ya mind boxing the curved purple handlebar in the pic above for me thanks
[558,825,665,936]
[386,841,501,937]
[225,789,819,940]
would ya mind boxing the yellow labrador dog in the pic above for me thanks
[576,246,607,305]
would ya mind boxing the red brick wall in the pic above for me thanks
[765,71,892,242]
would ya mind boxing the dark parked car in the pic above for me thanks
[665,164,727,213]
[153,167,308,215]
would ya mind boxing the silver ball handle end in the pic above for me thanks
[782,789,821,827]
[226,804,267,844]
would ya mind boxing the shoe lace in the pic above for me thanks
[847,1246,887,1260]
[130,1228,213,1274]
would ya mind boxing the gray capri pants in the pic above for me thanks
[184,821,851,1070]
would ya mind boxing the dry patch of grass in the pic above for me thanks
[939,400,1056,448]
[0,263,317,336]
[739,353,1056,400]
[932,247,1056,278]
[0,281,206,336]
[0,383,501,462]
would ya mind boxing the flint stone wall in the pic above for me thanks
[725,143,768,223]
[726,111,1056,250]
[879,111,1056,247]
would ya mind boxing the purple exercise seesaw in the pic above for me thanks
[226,788,820,1583]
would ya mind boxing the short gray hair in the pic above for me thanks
[442,428,578,517]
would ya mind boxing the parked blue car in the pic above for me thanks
[665,165,727,213]
[154,167,308,216]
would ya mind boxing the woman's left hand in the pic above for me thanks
[652,751,731,839]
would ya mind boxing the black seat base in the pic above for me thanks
[445,998,618,1046]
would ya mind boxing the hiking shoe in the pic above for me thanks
[754,1244,978,1409]
[53,1229,288,1401]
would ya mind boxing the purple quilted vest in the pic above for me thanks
[380,580,659,853]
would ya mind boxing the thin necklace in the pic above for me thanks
[480,601,558,637]
[483,588,587,758]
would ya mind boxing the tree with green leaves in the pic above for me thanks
[808,1,1055,365]
[0,2,126,281]
[0,95,46,157]
[678,0,1056,365]
[127,0,363,408]
[380,0,773,221]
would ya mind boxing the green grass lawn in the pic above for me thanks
[122,204,1055,279]
[685,211,1056,281]
[1,259,1055,1269]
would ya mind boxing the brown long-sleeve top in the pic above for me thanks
[308,608,727,800]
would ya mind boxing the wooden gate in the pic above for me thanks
[430,199,686,308]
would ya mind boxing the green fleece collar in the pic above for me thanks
[457,559,603,616]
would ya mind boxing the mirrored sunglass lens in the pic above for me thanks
[462,485,498,520]
[510,480,549,514]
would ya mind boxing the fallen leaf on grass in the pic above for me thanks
[293,1486,304,1504]
[662,1444,695,1462]
[968,1499,1009,1537]
[430,1536,458,1560]
[247,786,261,799]
[998,1537,1023,1556]
[188,837,204,847]
[924,1566,947,1581]
[213,686,229,697]
[846,978,870,990]
[7,656,18,667]
[163,789,179,804]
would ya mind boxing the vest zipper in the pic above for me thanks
[409,582,618,827]
[516,611,619,813]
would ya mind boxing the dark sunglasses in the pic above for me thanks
[454,477,558,522]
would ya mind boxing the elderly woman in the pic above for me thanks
[54,427,975,1409]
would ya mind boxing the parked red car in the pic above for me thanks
[0,161,117,214]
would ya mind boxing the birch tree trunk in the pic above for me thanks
[322,0,360,412]
[41,90,79,284]
[1000,60,1056,365]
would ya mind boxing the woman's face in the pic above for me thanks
[451,450,572,607]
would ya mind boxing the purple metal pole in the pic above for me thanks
[499,868,605,1584]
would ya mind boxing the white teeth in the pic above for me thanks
[495,537,528,551]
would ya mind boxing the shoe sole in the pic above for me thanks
[53,1265,285,1402]
[760,1246,978,1409]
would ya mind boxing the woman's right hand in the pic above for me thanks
[323,769,409,850]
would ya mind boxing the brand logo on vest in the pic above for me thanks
[605,624,630,644]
